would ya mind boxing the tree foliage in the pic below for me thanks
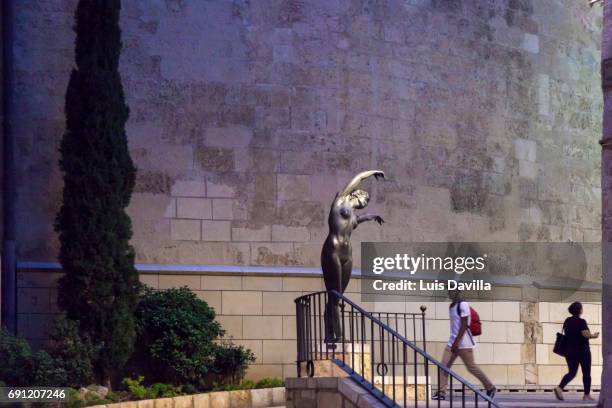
[55,0,138,384]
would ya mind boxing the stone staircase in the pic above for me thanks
[307,342,430,403]
[294,291,496,407]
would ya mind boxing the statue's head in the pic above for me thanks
[349,189,370,209]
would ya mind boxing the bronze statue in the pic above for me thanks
[322,170,385,343]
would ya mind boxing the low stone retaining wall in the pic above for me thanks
[286,377,384,408]
[89,387,285,408]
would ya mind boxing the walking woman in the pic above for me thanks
[554,301,599,401]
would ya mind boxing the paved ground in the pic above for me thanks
[409,392,599,408]
[495,392,598,408]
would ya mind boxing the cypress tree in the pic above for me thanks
[55,0,138,386]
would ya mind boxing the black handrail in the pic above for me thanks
[295,290,501,408]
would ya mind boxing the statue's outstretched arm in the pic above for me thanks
[339,170,385,197]
[356,214,384,226]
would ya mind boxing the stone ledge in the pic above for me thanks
[17,262,603,293]
[286,377,386,408]
[88,387,285,408]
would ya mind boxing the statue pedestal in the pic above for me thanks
[309,342,372,381]
[305,343,429,402]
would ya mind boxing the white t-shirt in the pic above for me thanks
[448,301,476,349]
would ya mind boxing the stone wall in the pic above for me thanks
[18,268,603,387]
[286,377,385,408]
[9,0,604,391]
[11,0,603,265]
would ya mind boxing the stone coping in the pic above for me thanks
[87,387,285,408]
[17,261,332,277]
[16,261,603,291]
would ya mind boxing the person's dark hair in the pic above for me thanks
[568,301,582,316]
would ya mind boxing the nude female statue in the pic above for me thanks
[322,170,385,343]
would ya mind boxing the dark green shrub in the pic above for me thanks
[130,287,254,389]
[211,341,256,385]
[122,376,149,399]
[255,377,284,388]
[0,327,66,387]
[64,389,87,408]
[0,319,98,388]
[131,287,221,385]
[210,378,284,392]
[41,317,96,388]
[31,350,68,386]
[55,0,138,385]
[123,376,183,400]
[0,327,34,386]
[64,388,119,408]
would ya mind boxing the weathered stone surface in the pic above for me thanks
[209,391,230,408]
[231,224,271,242]
[228,390,251,408]
[10,0,601,268]
[317,390,342,407]
[136,400,154,408]
[153,398,173,408]
[212,198,234,220]
[202,220,231,241]
[134,172,173,195]
[173,395,193,408]
[170,219,201,241]
[271,387,285,406]
[177,198,212,219]
[191,393,209,408]
[195,147,234,172]
[250,388,272,408]
[171,180,207,198]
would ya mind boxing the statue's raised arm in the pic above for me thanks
[338,170,385,198]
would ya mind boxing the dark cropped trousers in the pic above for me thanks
[559,349,591,394]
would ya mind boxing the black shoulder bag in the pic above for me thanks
[553,329,567,357]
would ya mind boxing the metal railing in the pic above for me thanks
[295,290,501,408]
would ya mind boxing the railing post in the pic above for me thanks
[420,305,427,352]
[341,299,345,363]
[295,299,303,377]
[421,305,429,403]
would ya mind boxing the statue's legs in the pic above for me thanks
[341,258,352,294]
[322,252,343,343]
[324,292,341,343]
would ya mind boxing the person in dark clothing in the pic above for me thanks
[554,301,599,401]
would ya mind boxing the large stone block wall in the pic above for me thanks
[11,0,603,265]
[9,0,605,392]
[18,269,603,387]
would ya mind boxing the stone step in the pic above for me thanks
[401,392,600,407]
[373,375,430,402]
